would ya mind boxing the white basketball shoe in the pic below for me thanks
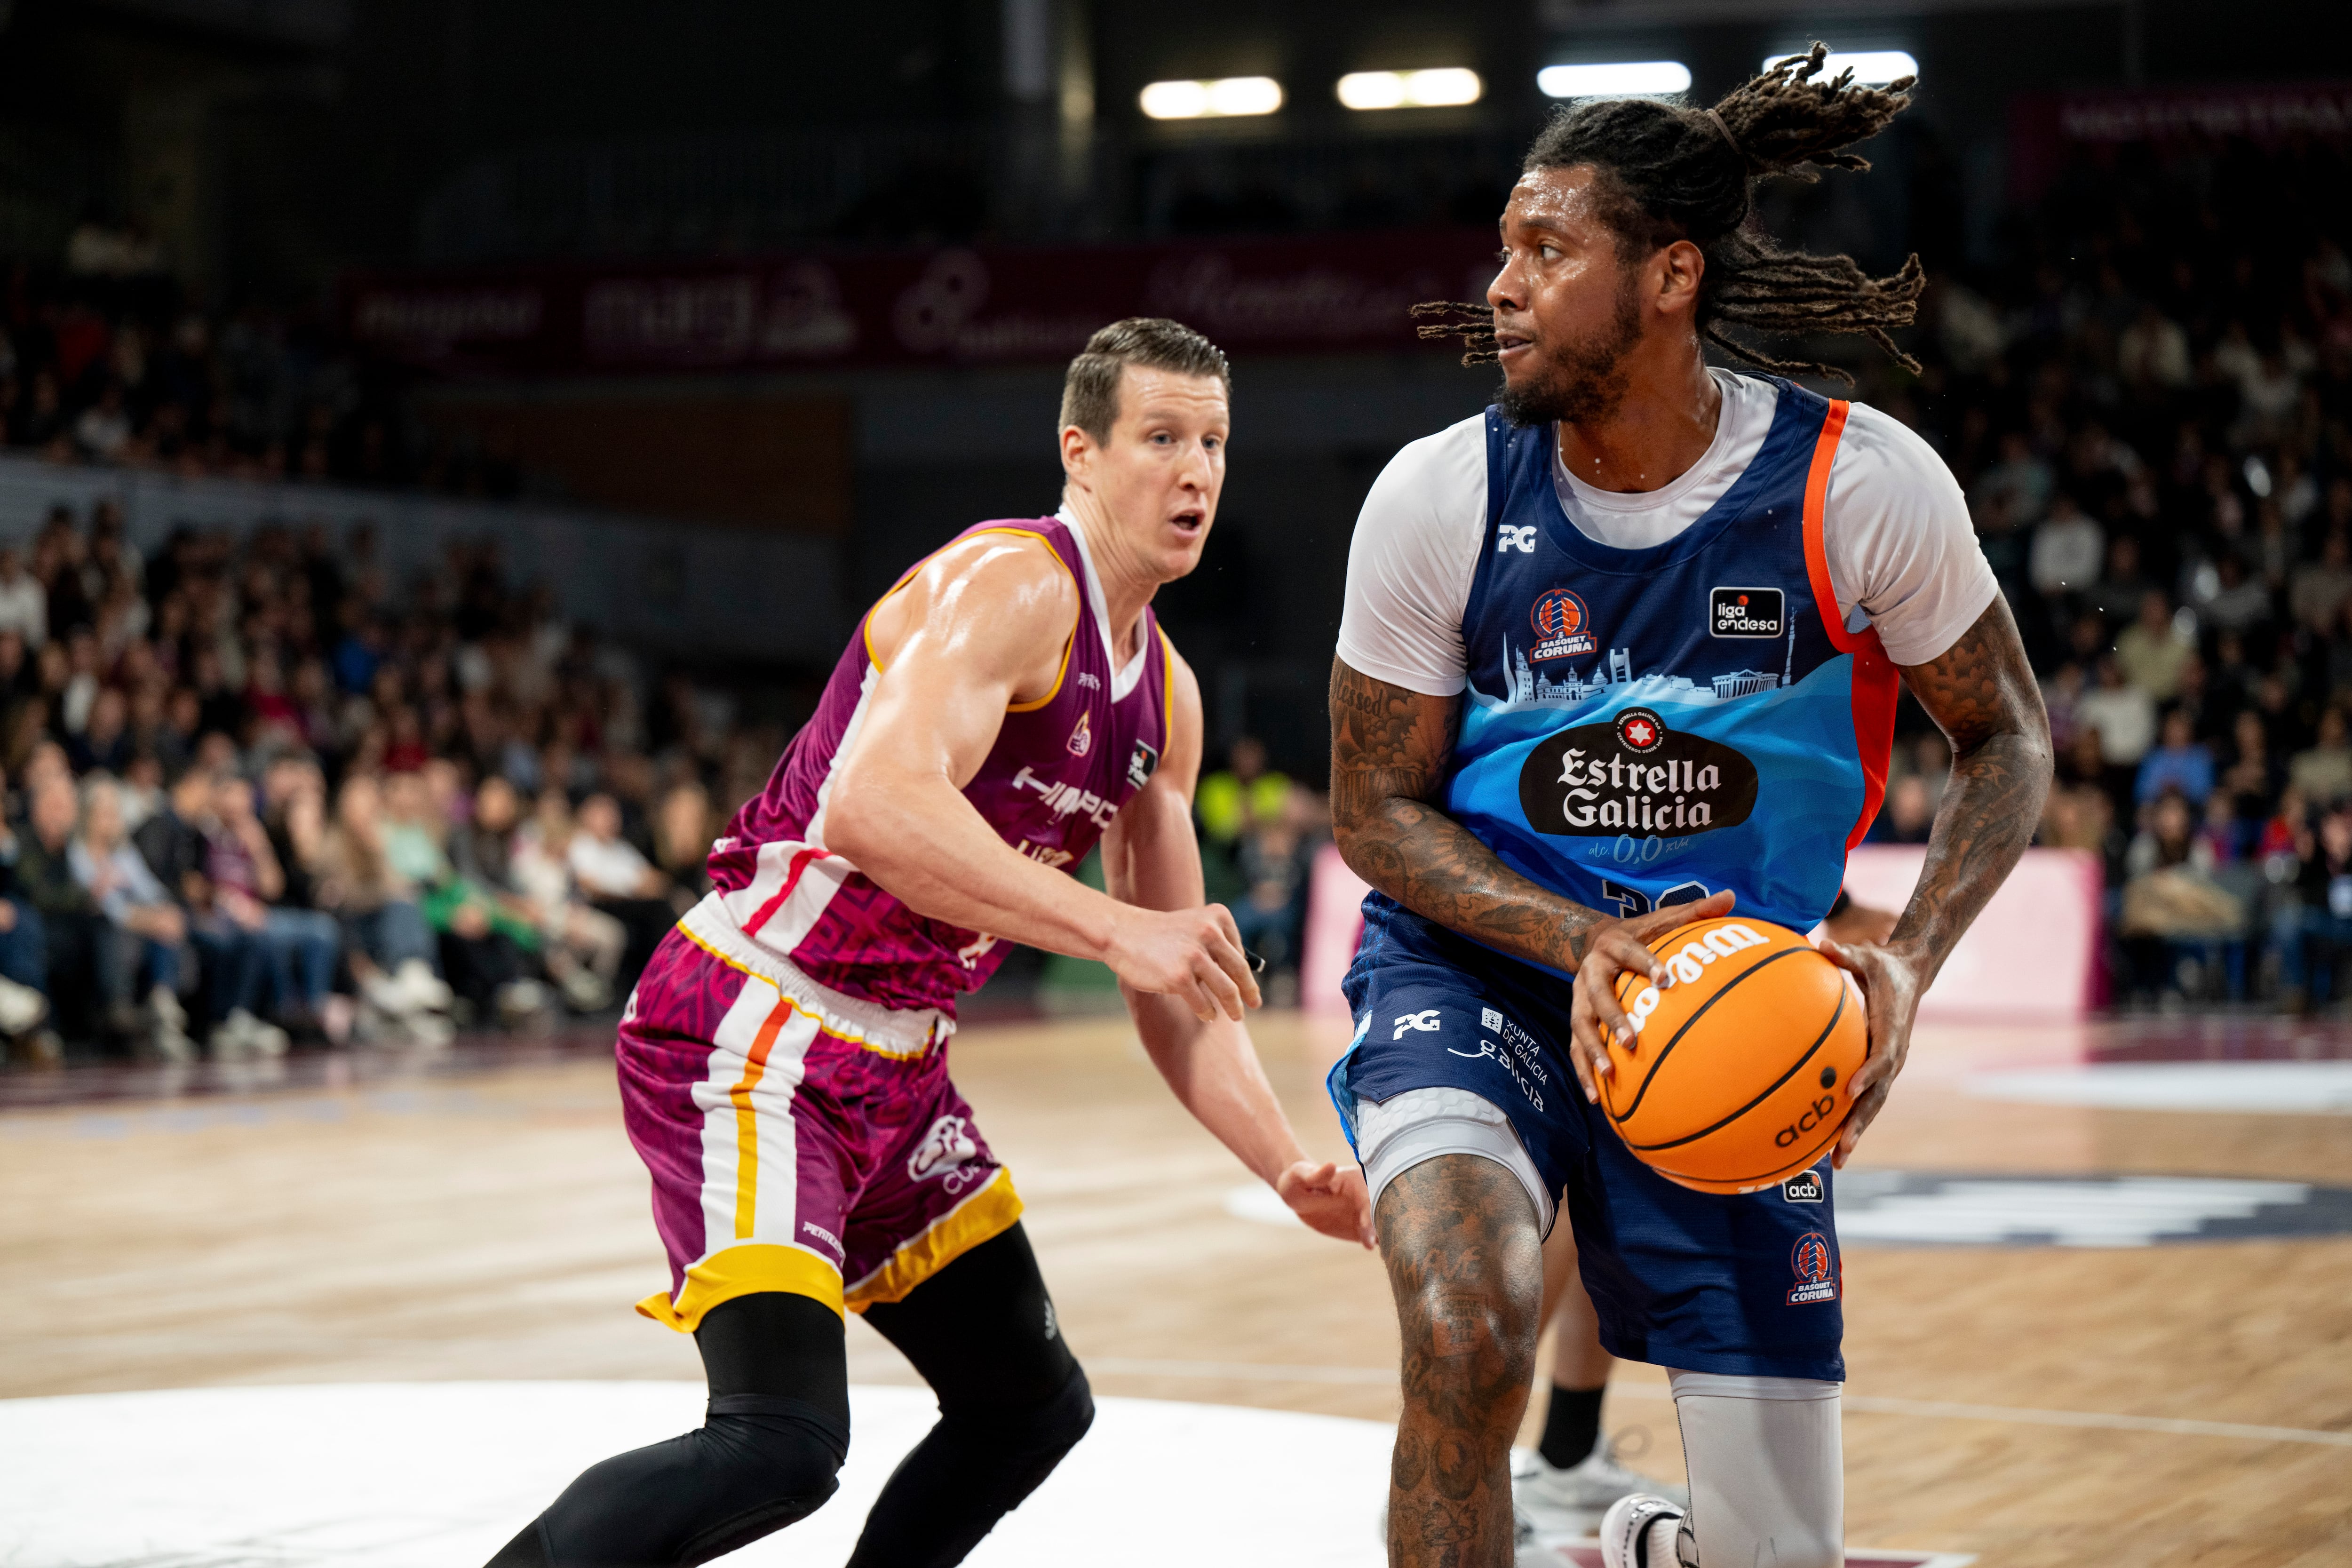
[1599,1493,1690,1568]
[1514,1438,1690,1535]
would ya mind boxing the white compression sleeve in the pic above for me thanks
[1667,1368,1843,1568]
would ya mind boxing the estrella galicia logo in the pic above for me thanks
[1782,1170,1825,1204]
[1127,740,1160,790]
[1528,588,1597,663]
[1518,708,1758,838]
[1709,586,1786,638]
[1788,1231,1838,1305]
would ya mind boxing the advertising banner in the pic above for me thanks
[342,231,1501,379]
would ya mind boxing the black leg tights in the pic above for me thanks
[482,1223,1089,1568]
[847,1223,1095,1568]
[484,1292,850,1568]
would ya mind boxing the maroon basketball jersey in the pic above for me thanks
[706,511,1174,1011]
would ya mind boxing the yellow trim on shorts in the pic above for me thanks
[842,1167,1025,1312]
[673,921,935,1062]
[636,1243,847,1331]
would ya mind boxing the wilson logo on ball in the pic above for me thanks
[1601,916,1865,1197]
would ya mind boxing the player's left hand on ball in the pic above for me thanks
[1815,938,1927,1169]
[1566,890,1735,1104]
[1275,1158,1375,1248]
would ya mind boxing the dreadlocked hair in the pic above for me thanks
[1417,42,1926,382]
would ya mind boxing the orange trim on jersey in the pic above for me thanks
[1799,400,1902,851]
[729,996,796,1240]
[860,526,1079,714]
[1156,624,1177,765]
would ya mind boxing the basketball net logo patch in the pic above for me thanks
[1528,588,1597,662]
[1788,1230,1839,1304]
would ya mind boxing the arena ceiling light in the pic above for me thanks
[1337,68,1484,111]
[1537,61,1692,99]
[1139,76,1284,119]
[1761,49,1918,86]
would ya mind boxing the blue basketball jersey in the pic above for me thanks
[1364,376,1900,974]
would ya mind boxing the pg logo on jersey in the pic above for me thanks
[1528,588,1597,662]
[1709,586,1786,638]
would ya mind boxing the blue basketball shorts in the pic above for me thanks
[1329,902,1845,1383]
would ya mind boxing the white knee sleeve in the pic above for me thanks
[1354,1088,1555,1234]
[1667,1368,1843,1568]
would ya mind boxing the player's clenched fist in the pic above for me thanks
[1103,902,1262,1021]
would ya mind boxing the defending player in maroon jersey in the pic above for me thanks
[486,318,1372,1568]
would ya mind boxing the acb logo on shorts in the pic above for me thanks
[1781,1170,1824,1203]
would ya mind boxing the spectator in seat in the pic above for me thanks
[2290,533,2352,633]
[652,779,715,907]
[0,763,55,1059]
[2283,807,2352,1008]
[2028,493,2104,599]
[567,791,673,989]
[136,763,257,1047]
[383,769,537,1026]
[2114,591,2191,700]
[2289,707,2352,808]
[69,774,191,1059]
[0,549,47,649]
[206,772,334,1047]
[2136,708,2215,806]
[514,787,627,1012]
[16,773,117,1050]
[310,773,453,1046]
[2075,655,2159,777]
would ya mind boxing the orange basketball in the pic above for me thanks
[1602,916,1867,1194]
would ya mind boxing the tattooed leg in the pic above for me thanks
[1378,1154,1545,1568]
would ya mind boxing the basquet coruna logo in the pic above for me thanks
[1517,708,1758,838]
[1528,588,1597,662]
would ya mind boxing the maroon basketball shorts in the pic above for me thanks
[620,907,1022,1330]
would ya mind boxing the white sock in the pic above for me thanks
[1644,1514,1683,1567]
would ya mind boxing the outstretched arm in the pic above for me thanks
[1327,657,1728,1101]
[824,533,1258,1021]
[1819,595,2052,1164]
[1104,650,1371,1246]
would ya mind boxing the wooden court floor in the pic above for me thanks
[3,1011,2348,1567]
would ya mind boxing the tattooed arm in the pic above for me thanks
[1327,657,1729,1100]
[1818,594,2052,1165]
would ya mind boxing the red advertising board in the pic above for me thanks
[342,231,1501,378]
[2010,80,2352,200]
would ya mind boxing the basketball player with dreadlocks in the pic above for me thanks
[1326,49,2050,1568]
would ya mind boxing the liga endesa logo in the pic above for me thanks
[1528,588,1597,661]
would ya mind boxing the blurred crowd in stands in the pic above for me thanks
[0,243,514,496]
[1856,141,2352,1007]
[0,503,780,1064]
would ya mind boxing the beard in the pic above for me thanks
[1495,276,1646,429]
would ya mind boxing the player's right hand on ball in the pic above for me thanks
[1104,903,1263,1022]
[1566,890,1735,1103]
